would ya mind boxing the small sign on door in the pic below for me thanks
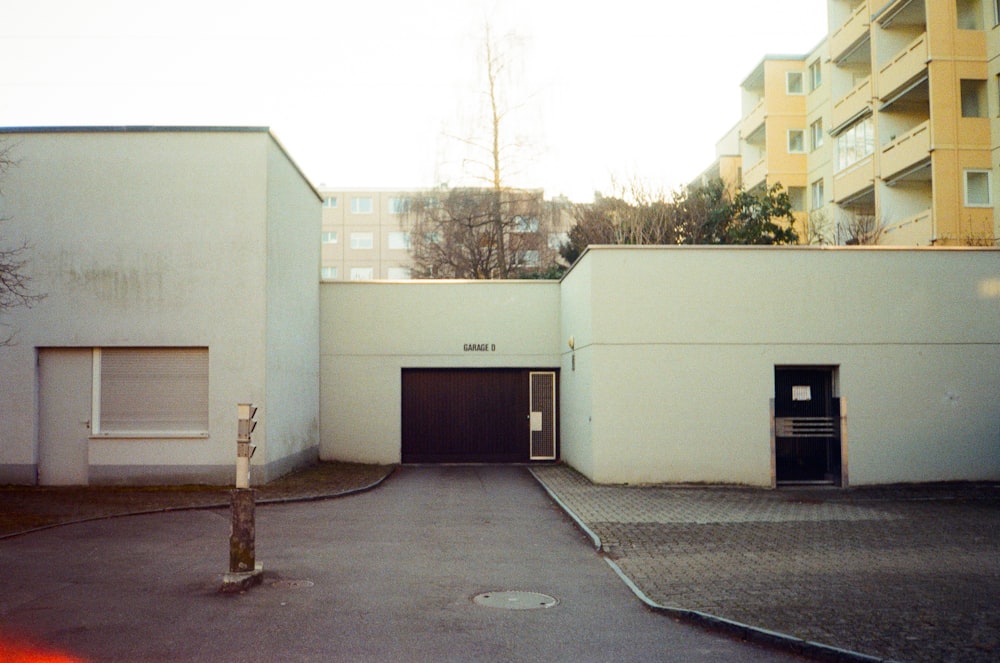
[792,385,812,401]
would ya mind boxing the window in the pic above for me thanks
[809,60,822,91]
[350,232,373,249]
[322,197,338,208]
[957,0,984,29]
[964,170,991,206]
[350,267,374,280]
[321,266,338,280]
[321,231,338,244]
[388,231,411,250]
[517,250,540,267]
[97,348,208,435]
[786,71,804,95]
[961,79,987,117]
[788,187,806,212]
[512,216,539,232]
[810,179,825,210]
[350,197,373,214]
[810,119,824,151]
[387,267,412,280]
[835,116,875,171]
[548,232,569,250]
[788,129,806,154]
[388,197,410,214]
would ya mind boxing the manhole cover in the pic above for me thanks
[473,591,558,610]
[271,579,314,589]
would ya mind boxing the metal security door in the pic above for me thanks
[529,372,556,460]
[773,367,841,485]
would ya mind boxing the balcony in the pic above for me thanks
[881,208,932,246]
[742,98,765,138]
[832,77,872,133]
[830,2,870,63]
[743,157,767,191]
[880,121,930,181]
[833,155,876,203]
[878,33,927,101]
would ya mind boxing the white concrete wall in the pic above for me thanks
[0,128,319,484]
[262,139,322,479]
[561,246,1000,485]
[320,281,561,463]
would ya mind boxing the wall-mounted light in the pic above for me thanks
[567,336,575,351]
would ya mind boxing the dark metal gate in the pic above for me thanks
[401,368,558,463]
[773,367,843,486]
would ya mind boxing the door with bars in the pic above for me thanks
[529,372,557,460]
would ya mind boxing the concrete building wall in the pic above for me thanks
[320,281,561,464]
[263,139,322,479]
[0,128,320,485]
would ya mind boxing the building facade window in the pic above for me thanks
[323,197,338,208]
[350,267,374,280]
[961,79,987,117]
[810,179,825,210]
[350,232,374,249]
[788,187,806,212]
[350,197,373,214]
[810,119,824,151]
[321,266,338,280]
[517,250,540,267]
[388,231,411,250]
[786,71,804,95]
[386,267,412,280]
[809,60,822,91]
[957,0,984,29]
[788,129,806,154]
[548,232,569,250]
[322,231,338,244]
[512,216,539,232]
[97,348,208,435]
[388,197,410,214]
[835,116,874,171]
[964,170,992,206]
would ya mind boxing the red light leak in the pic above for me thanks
[0,634,88,663]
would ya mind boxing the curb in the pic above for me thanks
[0,467,397,542]
[527,467,896,663]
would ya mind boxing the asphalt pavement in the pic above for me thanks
[1,464,997,662]
[0,465,809,663]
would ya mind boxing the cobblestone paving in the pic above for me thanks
[532,465,1000,663]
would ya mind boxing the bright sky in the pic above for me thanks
[1,0,827,201]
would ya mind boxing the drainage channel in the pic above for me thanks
[473,591,558,610]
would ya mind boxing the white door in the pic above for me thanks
[529,372,557,460]
[38,349,92,485]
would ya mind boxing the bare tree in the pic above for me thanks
[410,24,541,279]
[839,210,886,245]
[0,142,44,345]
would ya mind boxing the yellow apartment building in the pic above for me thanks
[740,55,811,233]
[318,188,571,280]
[696,0,999,246]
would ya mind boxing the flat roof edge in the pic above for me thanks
[0,125,271,135]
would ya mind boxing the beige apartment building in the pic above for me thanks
[696,0,1000,246]
[318,188,571,280]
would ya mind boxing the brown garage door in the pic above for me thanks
[401,369,557,463]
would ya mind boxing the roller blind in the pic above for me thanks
[100,348,209,434]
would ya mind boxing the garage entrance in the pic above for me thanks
[401,369,558,463]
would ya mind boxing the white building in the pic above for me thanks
[1,127,997,488]
[0,127,321,485]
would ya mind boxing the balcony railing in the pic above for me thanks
[882,209,932,245]
[831,2,870,63]
[880,121,930,180]
[742,98,765,138]
[743,157,767,190]
[878,33,927,101]
[833,155,875,203]
[832,77,872,132]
